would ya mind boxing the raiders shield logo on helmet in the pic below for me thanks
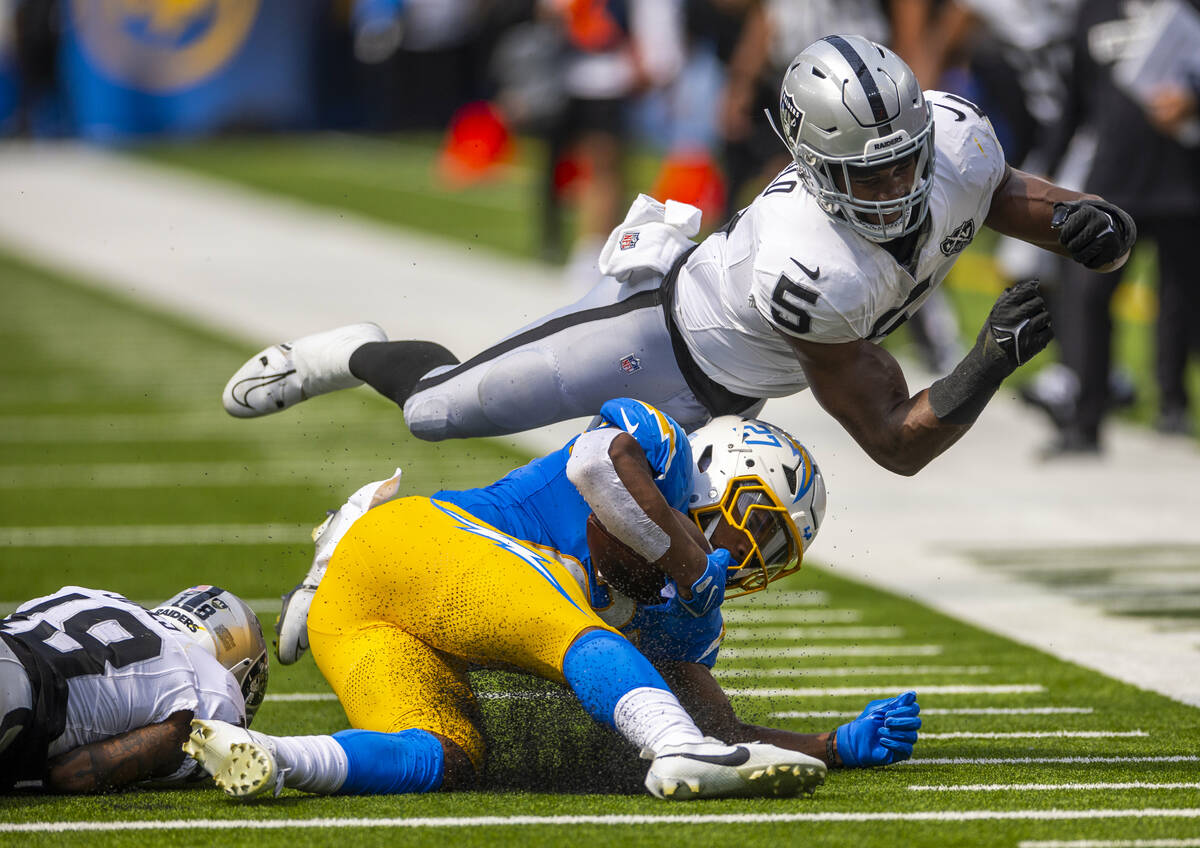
[779,91,805,148]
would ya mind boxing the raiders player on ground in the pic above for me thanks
[221,34,1135,477]
[0,585,268,793]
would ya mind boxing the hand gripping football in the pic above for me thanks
[585,508,711,604]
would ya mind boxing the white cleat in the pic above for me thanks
[275,582,315,665]
[183,719,281,800]
[222,322,388,418]
[644,741,826,800]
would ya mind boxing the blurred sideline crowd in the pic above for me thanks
[1,0,1197,454]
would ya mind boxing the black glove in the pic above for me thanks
[1052,199,1137,270]
[979,279,1053,371]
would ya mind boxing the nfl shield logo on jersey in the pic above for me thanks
[619,354,642,374]
[940,219,976,256]
[619,231,639,250]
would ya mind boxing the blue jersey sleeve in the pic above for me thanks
[625,604,724,668]
[590,398,693,510]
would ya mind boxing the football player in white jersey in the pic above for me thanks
[221,34,1136,476]
[0,585,268,793]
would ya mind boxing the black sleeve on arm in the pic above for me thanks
[929,279,1053,425]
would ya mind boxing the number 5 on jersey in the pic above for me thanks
[770,271,820,335]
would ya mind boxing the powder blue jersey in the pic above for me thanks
[434,398,723,667]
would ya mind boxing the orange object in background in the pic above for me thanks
[437,101,514,186]
[651,152,727,223]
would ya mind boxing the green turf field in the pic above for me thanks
[137,132,1200,434]
[2,249,1199,846]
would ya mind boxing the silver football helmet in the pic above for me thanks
[775,34,934,242]
[687,416,827,597]
[153,586,269,723]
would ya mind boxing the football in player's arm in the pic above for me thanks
[0,586,268,793]
[186,399,918,802]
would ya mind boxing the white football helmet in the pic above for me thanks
[686,416,826,597]
[775,34,934,242]
[154,586,269,723]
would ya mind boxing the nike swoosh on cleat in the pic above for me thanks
[231,371,296,409]
[660,746,752,766]
[791,258,820,279]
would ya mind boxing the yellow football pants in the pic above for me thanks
[307,496,617,771]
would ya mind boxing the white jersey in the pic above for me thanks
[673,90,1007,398]
[0,586,244,763]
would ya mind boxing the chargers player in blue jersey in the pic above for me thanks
[184,399,921,800]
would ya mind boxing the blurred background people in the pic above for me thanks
[1026,0,1200,454]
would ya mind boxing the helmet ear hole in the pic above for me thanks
[697,444,713,473]
[782,464,797,493]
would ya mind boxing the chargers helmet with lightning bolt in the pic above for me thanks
[686,416,826,597]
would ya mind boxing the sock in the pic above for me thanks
[562,629,704,754]
[331,728,444,795]
[349,341,459,406]
[613,687,706,755]
[249,730,348,794]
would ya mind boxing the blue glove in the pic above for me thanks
[665,549,732,618]
[835,690,921,767]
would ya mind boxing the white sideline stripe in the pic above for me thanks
[722,684,1043,697]
[724,626,903,640]
[6,809,1200,832]
[722,609,862,624]
[920,731,1148,739]
[716,665,993,679]
[901,756,1199,765]
[720,645,942,659]
[0,524,308,547]
[773,707,1093,718]
[1021,840,1200,847]
[911,782,1200,792]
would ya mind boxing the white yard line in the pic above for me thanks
[911,782,1200,792]
[773,707,1093,718]
[266,692,574,703]
[736,591,831,607]
[0,524,308,547]
[723,626,904,640]
[722,684,1044,697]
[920,731,1148,739]
[719,645,943,659]
[1021,840,1200,847]
[901,756,1199,765]
[5,809,1200,832]
[716,665,993,679]
[0,461,384,488]
[722,609,862,624]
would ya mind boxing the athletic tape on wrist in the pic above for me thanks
[566,428,671,562]
[927,331,1012,425]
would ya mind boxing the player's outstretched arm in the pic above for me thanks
[985,165,1136,273]
[788,280,1052,476]
[45,709,193,793]
[658,661,920,767]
